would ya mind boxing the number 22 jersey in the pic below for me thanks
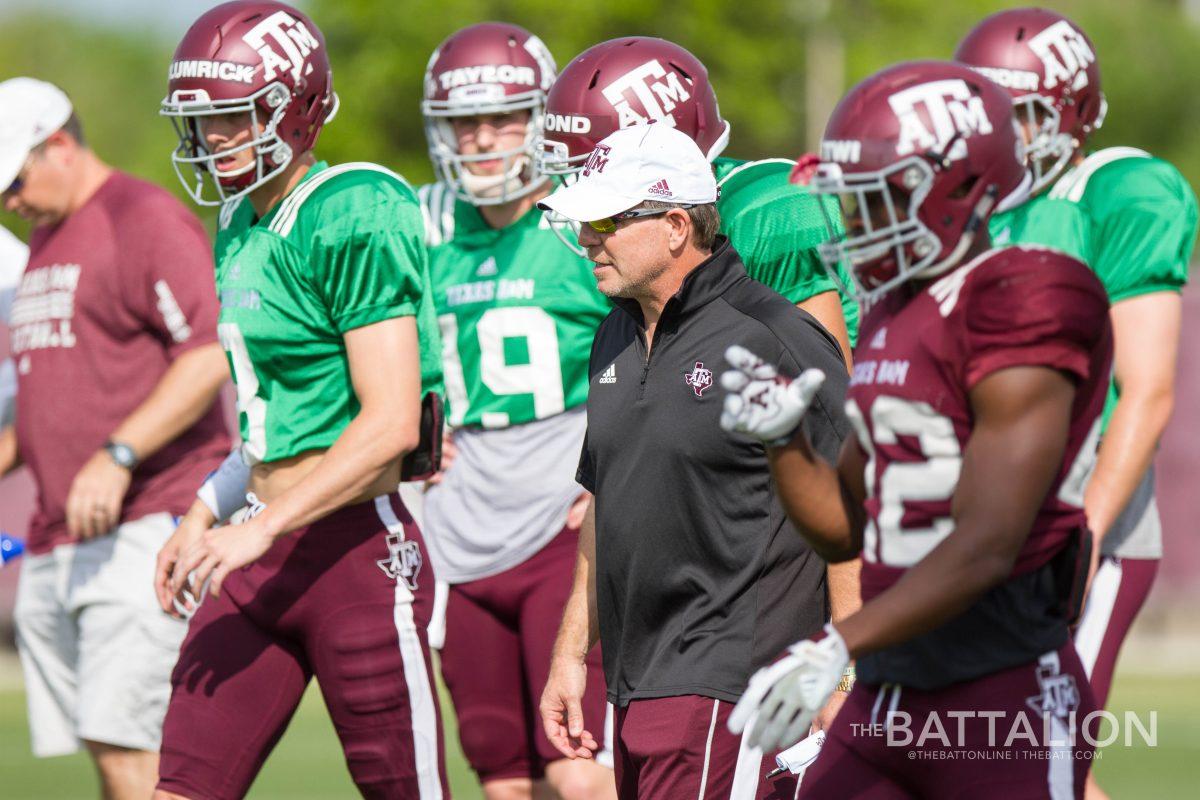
[847,246,1112,689]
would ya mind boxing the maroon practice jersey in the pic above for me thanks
[847,245,1112,688]
[12,172,229,553]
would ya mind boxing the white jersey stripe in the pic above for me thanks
[696,698,720,800]
[1073,558,1122,679]
[1039,651,1076,800]
[596,701,615,770]
[375,495,443,799]
[716,158,797,189]
[271,162,412,237]
[1048,147,1150,203]
[218,197,242,231]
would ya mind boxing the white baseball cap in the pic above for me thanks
[0,78,73,190]
[537,123,719,222]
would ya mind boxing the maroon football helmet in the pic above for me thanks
[955,8,1105,195]
[536,37,730,177]
[160,1,337,206]
[422,23,557,206]
[811,60,1030,302]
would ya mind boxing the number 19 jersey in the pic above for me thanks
[421,184,609,429]
[419,183,610,583]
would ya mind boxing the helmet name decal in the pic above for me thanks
[820,139,862,164]
[1028,20,1095,90]
[168,59,255,84]
[969,66,1040,93]
[544,113,592,133]
[438,64,537,90]
[889,79,993,158]
[242,10,320,84]
[602,59,691,128]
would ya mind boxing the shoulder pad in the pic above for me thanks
[716,158,796,189]
[268,162,412,238]
[418,181,458,247]
[1048,147,1151,202]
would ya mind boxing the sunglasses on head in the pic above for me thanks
[586,204,695,234]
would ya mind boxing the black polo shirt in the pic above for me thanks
[577,237,851,707]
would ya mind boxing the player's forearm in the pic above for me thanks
[827,558,862,622]
[256,407,418,537]
[768,438,861,561]
[836,527,1016,658]
[0,425,20,476]
[553,501,600,663]
[109,343,228,460]
[1084,389,1173,540]
[796,290,853,372]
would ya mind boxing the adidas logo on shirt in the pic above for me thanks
[475,257,498,277]
[647,179,672,197]
[870,327,887,350]
[598,363,617,384]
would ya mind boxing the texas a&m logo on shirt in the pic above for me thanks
[684,361,713,397]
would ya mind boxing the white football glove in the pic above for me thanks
[728,624,849,752]
[720,345,826,447]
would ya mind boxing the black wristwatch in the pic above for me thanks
[104,440,139,470]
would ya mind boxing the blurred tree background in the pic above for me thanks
[0,0,1197,240]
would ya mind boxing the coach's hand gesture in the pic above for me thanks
[65,449,132,539]
[540,654,600,760]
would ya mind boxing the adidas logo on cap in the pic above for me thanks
[647,178,672,197]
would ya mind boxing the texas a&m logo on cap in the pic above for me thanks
[684,361,713,397]
[582,142,612,177]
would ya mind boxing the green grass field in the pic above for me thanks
[1,671,1197,798]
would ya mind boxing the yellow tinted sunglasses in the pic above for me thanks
[586,204,695,234]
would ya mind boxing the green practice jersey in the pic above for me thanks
[419,183,610,429]
[215,161,444,465]
[990,147,1197,426]
[714,156,860,346]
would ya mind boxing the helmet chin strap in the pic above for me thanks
[917,184,1000,280]
[459,154,529,200]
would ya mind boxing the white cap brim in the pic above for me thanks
[0,78,73,190]
[536,182,639,223]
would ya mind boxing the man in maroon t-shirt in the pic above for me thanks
[0,78,229,800]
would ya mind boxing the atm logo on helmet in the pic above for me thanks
[242,10,320,84]
[889,79,993,159]
[602,59,691,129]
[1028,20,1095,91]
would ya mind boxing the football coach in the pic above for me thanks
[537,123,852,800]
